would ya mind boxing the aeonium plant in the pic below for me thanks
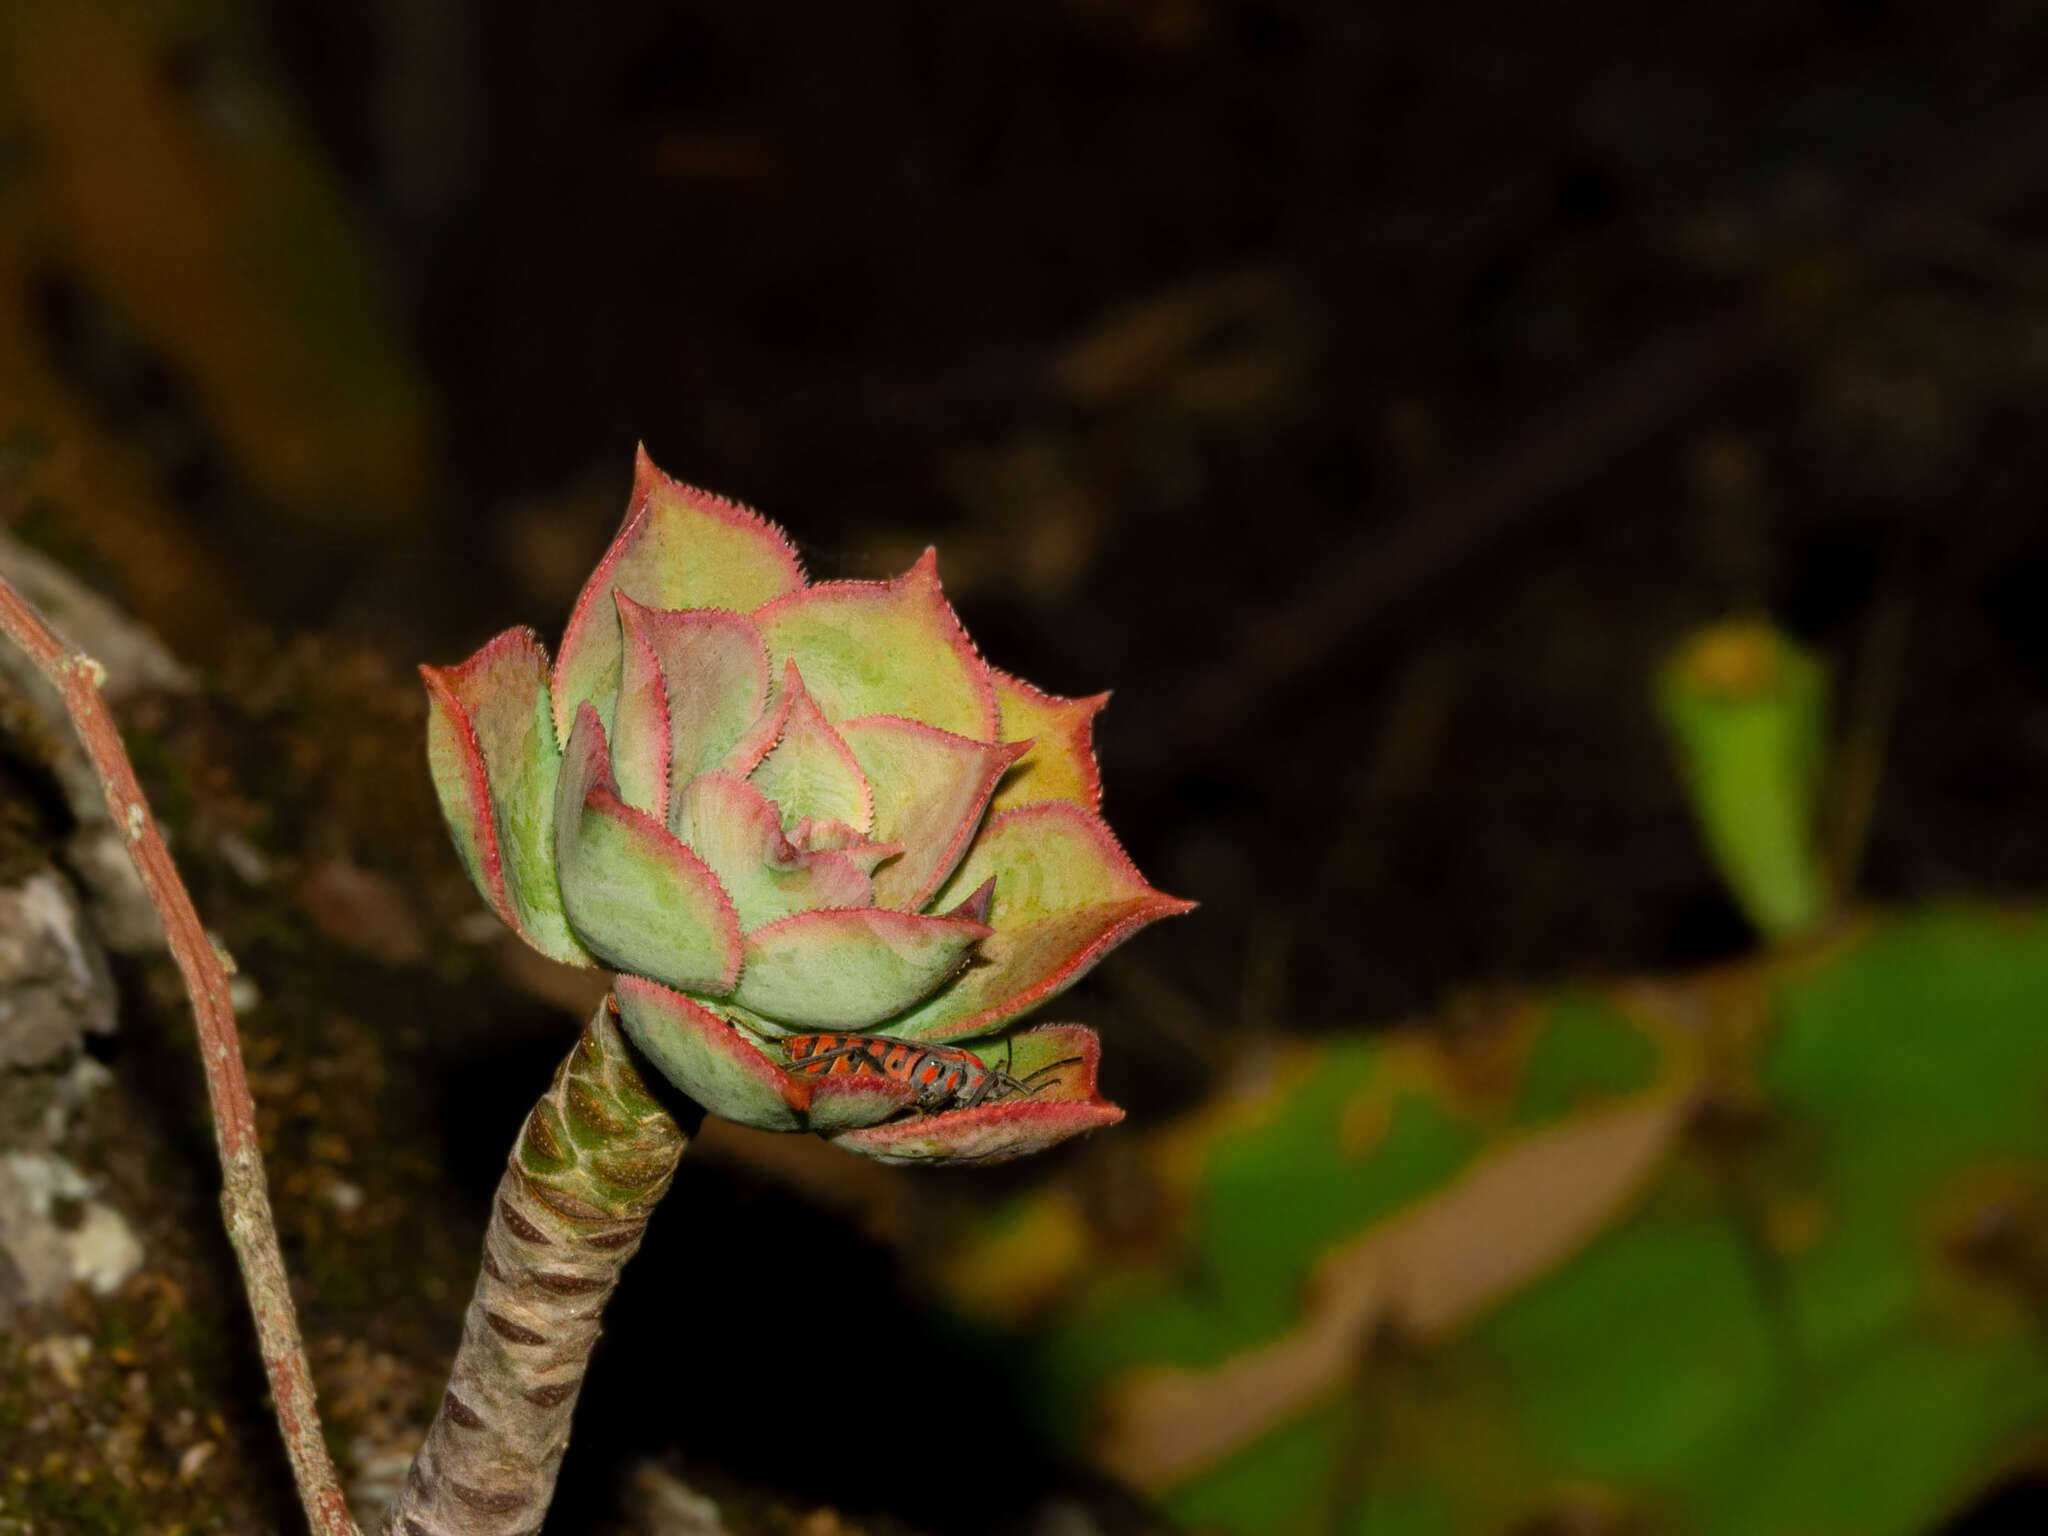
[384,448,1189,1536]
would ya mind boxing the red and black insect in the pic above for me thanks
[781,1032,1076,1114]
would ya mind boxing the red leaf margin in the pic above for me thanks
[751,547,1000,743]
[552,446,805,741]
[831,1024,1122,1164]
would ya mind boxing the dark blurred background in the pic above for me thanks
[18,0,2048,1014]
[6,2,2048,1532]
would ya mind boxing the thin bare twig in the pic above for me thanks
[0,574,360,1536]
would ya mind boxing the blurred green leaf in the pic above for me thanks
[943,908,2048,1534]
[1658,620,1829,942]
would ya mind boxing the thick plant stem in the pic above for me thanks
[384,997,688,1536]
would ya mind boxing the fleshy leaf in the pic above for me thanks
[722,682,790,781]
[714,997,804,1040]
[615,976,806,1130]
[612,596,777,815]
[832,1024,1122,1164]
[733,907,992,1028]
[553,447,804,742]
[990,672,1107,813]
[749,663,874,833]
[837,715,1028,911]
[753,549,998,740]
[945,875,997,925]
[674,770,874,930]
[555,704,743,994]
[610,598,673,820]
[1658,620,1828,942]
[798,1070,921,1133]
[423,665,510,928]
[421,627,590,964]
[881,803,1194,1042]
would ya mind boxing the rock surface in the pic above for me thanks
[0,529,193,955]
[0,869,117,1071]
[0,1149,143,1318]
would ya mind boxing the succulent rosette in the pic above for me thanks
[424,449,1189,1164]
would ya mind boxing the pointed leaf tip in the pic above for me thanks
[882,802,1192,1042]
[749,662,875,834]
[555,704,744,995]
[554,453,804,742]
[753,549,998,741]
[839,715,1028,911]
[991,672,1108,813]
[946,875,998,926]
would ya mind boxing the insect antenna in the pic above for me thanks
[990,1055,1085,1099]
[1021,1055,1083,1093]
